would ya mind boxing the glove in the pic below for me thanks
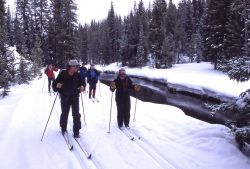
[56,83,63,89]
[134,85,141,92]
[80,86,85,92]
[110,81,116,90]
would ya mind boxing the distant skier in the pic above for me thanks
[79,63,87,82]
[52,59,86,138]
[87,64,100,99]
[44,63,58,93]
[110,68,140,128]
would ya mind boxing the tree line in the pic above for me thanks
[0,0,249,97]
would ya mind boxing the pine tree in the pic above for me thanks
[136,25,147,67]
[0,0,12,97]
[184,0,194,62]
[175,1,186,63]
[164,0,178,64]
[46,17,56,64]
[78,24,88,64]
[202,0,232,69]
[149,0,167,68]
[137,0,149,58]
[38,0,50,60]
[107,2,117,63]
[87,20,100,64]
[16,0,32,55]
[16,45,30,84]
[223,0,245,59]
[165,0,177,35]
[13,13,23,53]
[49,0,78,67]
[119,17,129,66]
[6,5,13,46]
[127,11,139,67]
[62,0,78,60]
[161,33,174,68]
[103,21,111,65]
[30,35,43,78]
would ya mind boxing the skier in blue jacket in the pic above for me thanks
[87,64,100,99]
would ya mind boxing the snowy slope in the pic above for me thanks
[0,72,249,169]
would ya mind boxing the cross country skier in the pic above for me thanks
[52,60,85,138]
[86,64,100,99]
[79,63,87,82]
[44,63,58,93]
[110,68,140,128]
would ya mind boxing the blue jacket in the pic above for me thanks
[87,69,100,84]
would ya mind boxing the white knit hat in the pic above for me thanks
[68,59,79,66]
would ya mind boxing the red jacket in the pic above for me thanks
[45,67,58,78]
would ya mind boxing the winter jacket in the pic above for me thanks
[52,70,86,96]
[79,66,87,79]
[45,67,58,79]
[87,69,100,84]
[111,76,134,102]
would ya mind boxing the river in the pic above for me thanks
[99,72,234,125]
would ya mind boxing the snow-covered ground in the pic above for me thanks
[0,62,250,169]
[100,62,250,98]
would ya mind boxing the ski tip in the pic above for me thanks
[88,154,92,159]
[131,137,135,141]
[70,146,73,151]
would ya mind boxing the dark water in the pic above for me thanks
[99,72,233,125]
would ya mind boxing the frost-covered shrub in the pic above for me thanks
[207,89,250,151]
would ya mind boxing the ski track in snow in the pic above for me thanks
[48,85,172,169]
[0,75,250,169]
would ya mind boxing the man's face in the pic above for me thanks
[119,70,126,79]
[69,65,79,73]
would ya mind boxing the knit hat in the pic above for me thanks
[68,59,79,66]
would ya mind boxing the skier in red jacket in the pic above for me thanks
[44,63,58,93]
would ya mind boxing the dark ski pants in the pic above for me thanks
[48,77,54,92]
[60,94,81,134]
[89,82,97,98]
[116,98,131,127]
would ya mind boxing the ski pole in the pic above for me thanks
[99,80,101,97]
[107,92,114,134]
[84,84,88,98]
[41,92,59,141]
[133,92,138,122]
[80,93,86,125]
